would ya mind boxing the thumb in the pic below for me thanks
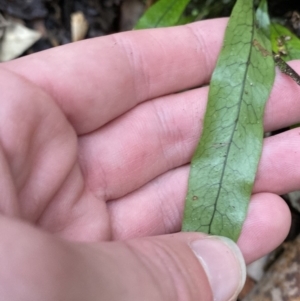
[78,233,246,301]
[0,217,245,301]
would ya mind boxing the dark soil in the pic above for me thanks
[1,0,300,56]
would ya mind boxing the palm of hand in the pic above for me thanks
[1,48,187,243]
[1,19,295,264]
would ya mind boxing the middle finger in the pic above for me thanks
[79,62,300,200]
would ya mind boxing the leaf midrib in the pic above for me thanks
[207,13,255,233]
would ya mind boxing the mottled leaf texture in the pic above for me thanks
[182,0,275,241]
[135,0,189,29]
[271,23,300,61]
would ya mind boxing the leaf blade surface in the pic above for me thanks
[271,23,300,61]
[135,0,189,29]
[182,0,275,241]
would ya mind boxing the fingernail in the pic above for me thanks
[190,236,246,301]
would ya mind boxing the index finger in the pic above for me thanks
[3,19,227,134]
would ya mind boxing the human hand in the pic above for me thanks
[0,18,296,300]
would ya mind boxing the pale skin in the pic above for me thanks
[0,18,297,300]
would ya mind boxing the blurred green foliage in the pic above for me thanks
[136,0,300,59]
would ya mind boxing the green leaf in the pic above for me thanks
[176,14,196,26]
[134,0,190,29]
[271,23,300,61]
[256,0,270,37]
[182,0,275,241]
